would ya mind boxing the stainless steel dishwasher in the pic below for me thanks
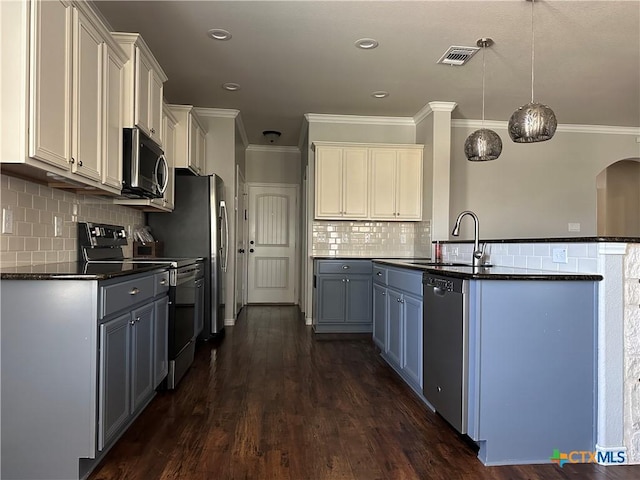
[423,274,469,434]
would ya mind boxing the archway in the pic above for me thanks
[596,158,640,236]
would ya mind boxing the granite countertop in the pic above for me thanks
[373,259,603,281]
[0,262,168,280]
[435,236,640,244]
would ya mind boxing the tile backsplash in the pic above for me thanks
[312,220,431,257]
[0,174,144,266]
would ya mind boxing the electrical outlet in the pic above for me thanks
[2,207,13,234]
[552,247,568,263]
[364,233,371,243]
[54,216,63,237]
[400,234,407,244]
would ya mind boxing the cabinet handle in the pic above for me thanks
[376,272,382,276]
[151,128,156,135]
[136,317,141,323]
[346,278,350,283]
[70,157,75,164]
[382,292,386,296]
[78,159,83,167]
[129,287,140,295]
[160,279,167,285]
[129,319,136,325]
[342,265,350,269]
[397,298,401,302]
[342,278,346,282]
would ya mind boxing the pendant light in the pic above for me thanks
[508,0,557,143]
[464,38,502,162]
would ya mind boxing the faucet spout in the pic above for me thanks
[451,210,484,267]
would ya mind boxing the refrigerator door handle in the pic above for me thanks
[220,200,229,272]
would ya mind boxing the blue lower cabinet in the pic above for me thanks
[314,260,373,333]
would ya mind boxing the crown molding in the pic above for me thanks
[234,114,249,148]
[451,119,640,136]
[298,115,310,151]
[414,101,458,124]
[246,145,300,154]
[194,108,240,119]
[304,113,414,126]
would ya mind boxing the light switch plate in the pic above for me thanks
[2,207,13,234]
[552,247,568,263]
[54,216,63,237]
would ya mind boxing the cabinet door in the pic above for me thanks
[149,71,163,145]
[369,148,397,219]
[373,284,387,349]
[98,313,131,451]
[28,0,72,169]
[342,148,368,218]
[402,294,423,388]
[134,48,152,136]
[345,275,372,323]
[153,296,169,388]
[316,276,346,323]
[71,8,102,182]
[395,149,422,220]
[387,288,403,367]
[131,303,155,413]
[315,146,344,218]
[102,44,123,189]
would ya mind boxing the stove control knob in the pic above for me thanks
[93,227,101,237]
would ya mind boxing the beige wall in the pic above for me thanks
[449,125,640,239]
[599,160,640,236]
[245,146,301,184]
[0,173,144,266]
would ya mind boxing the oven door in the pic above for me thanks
[172,266,198,357]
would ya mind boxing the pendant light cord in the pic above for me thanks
[531,0,535,103]
[481,44,486,124]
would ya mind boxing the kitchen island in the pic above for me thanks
[373,258,602,466]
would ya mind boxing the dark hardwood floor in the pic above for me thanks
[89,305,639,480]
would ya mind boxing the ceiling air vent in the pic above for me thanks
[437,45,480,66]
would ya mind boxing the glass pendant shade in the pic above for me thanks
[508,102,557,142]
[465,128,503,161]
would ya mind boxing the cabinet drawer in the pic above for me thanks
[316,260,372,275]
[154,271,170,296]
[387,268,422,297]
[100,275,155,318]
[373,264,388,284]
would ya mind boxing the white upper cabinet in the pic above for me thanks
[169,105,208,176]
[112,33,167,147]
[314,143,368,219]
[370,146,423,221]
[1,0,127,195]
[71,7,103,182]
[27,0,73,170]
[314,142,423,221]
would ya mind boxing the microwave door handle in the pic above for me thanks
[220,200,229,273]
[155,155,168,195]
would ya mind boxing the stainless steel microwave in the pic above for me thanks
[121,127,168,198]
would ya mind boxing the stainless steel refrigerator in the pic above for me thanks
[147,174,228,339]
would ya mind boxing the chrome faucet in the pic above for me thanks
[451,210,486,267]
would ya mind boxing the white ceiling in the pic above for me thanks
[93,0,640,147]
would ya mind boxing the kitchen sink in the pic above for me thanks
[407,261,494,268]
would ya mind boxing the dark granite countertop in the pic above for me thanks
[0,262,168,280]
[373,259,603,281]
[435,236,640,244]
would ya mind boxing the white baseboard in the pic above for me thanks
[224,318,236,326]
[305,316,312,326]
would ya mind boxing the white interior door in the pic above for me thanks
[235,167,248,315]
[247,184,298,304]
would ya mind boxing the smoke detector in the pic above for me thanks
[437,45,480,66]
[263,130,281,144]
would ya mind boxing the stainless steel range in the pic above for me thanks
[79,222,204,389]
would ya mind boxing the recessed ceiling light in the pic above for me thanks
[207,28,232,41]
[371,91,389,99]
[355,38,379,50]
[222,82,240,91]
